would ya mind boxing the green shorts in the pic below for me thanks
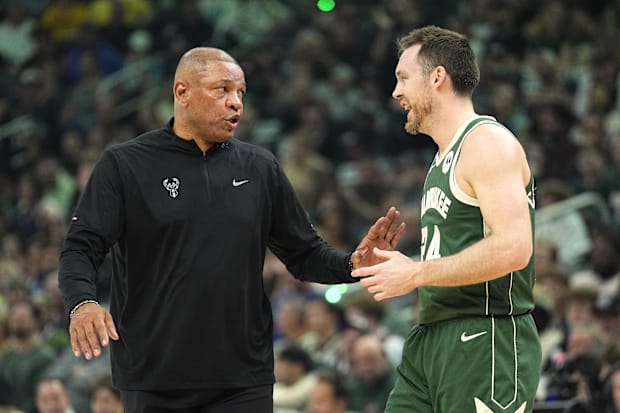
[386,314,541,413]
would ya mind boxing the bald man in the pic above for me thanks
[58,47,405,412]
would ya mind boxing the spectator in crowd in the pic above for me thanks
[42,337,110,413]
[0,2,37,69]
[347,334,396,413]
[307,369,355,413]
[341,290,404,367]
[299,296,347,371]
[0,377,25,413]
[274,297,308,355]
[600,363,620,413]
[273,344,317,412]
[88,375,122,413]
[34,378,74,413]
[0,300,55,413]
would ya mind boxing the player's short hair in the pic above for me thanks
[397,25,480,96]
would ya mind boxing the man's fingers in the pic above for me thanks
[369,207,401,240]
[70,327,81,358]
[69,306,118,359]
[85,324,103,358]
[367,217,387,239]
[75,325,94,360]
[384,206,397,221]
[96,322,110,348]
[105,313,119,341]
[379,207,403,245]
[390,223,407,248]
[367,285,382,294]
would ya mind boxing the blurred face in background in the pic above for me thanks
[90,386,123,413]
[307,381,346,413]
[8,301,38,341]
[36,379,71,413]
[350,335,388,384]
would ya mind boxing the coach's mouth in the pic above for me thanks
[225,114,241,129]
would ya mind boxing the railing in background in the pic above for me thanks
[536,191,612,272]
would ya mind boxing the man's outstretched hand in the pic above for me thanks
[351,206,406,270]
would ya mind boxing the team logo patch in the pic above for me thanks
[162,177,180,198]
[442,151,454,174]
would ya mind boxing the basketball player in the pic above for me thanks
[352,26,541,413]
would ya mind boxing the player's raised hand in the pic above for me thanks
[69,302,119,360]
[351,206,406,269]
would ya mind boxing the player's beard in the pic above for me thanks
[404,90,433,135]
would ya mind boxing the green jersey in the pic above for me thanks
[418,116,535,324]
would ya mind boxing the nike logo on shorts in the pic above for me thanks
[460,331,487,342]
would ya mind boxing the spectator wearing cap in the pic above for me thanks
[594,295,620,347]
[564,285,598,333]
[273,344,317,412]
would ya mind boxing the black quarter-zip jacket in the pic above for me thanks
[59,119,356,390]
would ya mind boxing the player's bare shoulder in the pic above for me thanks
[463,122,526,163]
[458,122,530,186]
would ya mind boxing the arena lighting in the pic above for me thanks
[316,0,336,12]
[325,284,348,303]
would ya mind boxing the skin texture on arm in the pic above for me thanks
[352,124,533,301]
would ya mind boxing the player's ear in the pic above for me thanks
[432,66,447,87]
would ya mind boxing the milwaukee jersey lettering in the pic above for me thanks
[418,116,536,324]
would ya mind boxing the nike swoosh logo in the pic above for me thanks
[232,179,249,187]
[460,331,487,342]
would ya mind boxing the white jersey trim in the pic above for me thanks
[490,316,519,409]
[448,116,497,207]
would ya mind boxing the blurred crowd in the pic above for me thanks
[0,0,619,412]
